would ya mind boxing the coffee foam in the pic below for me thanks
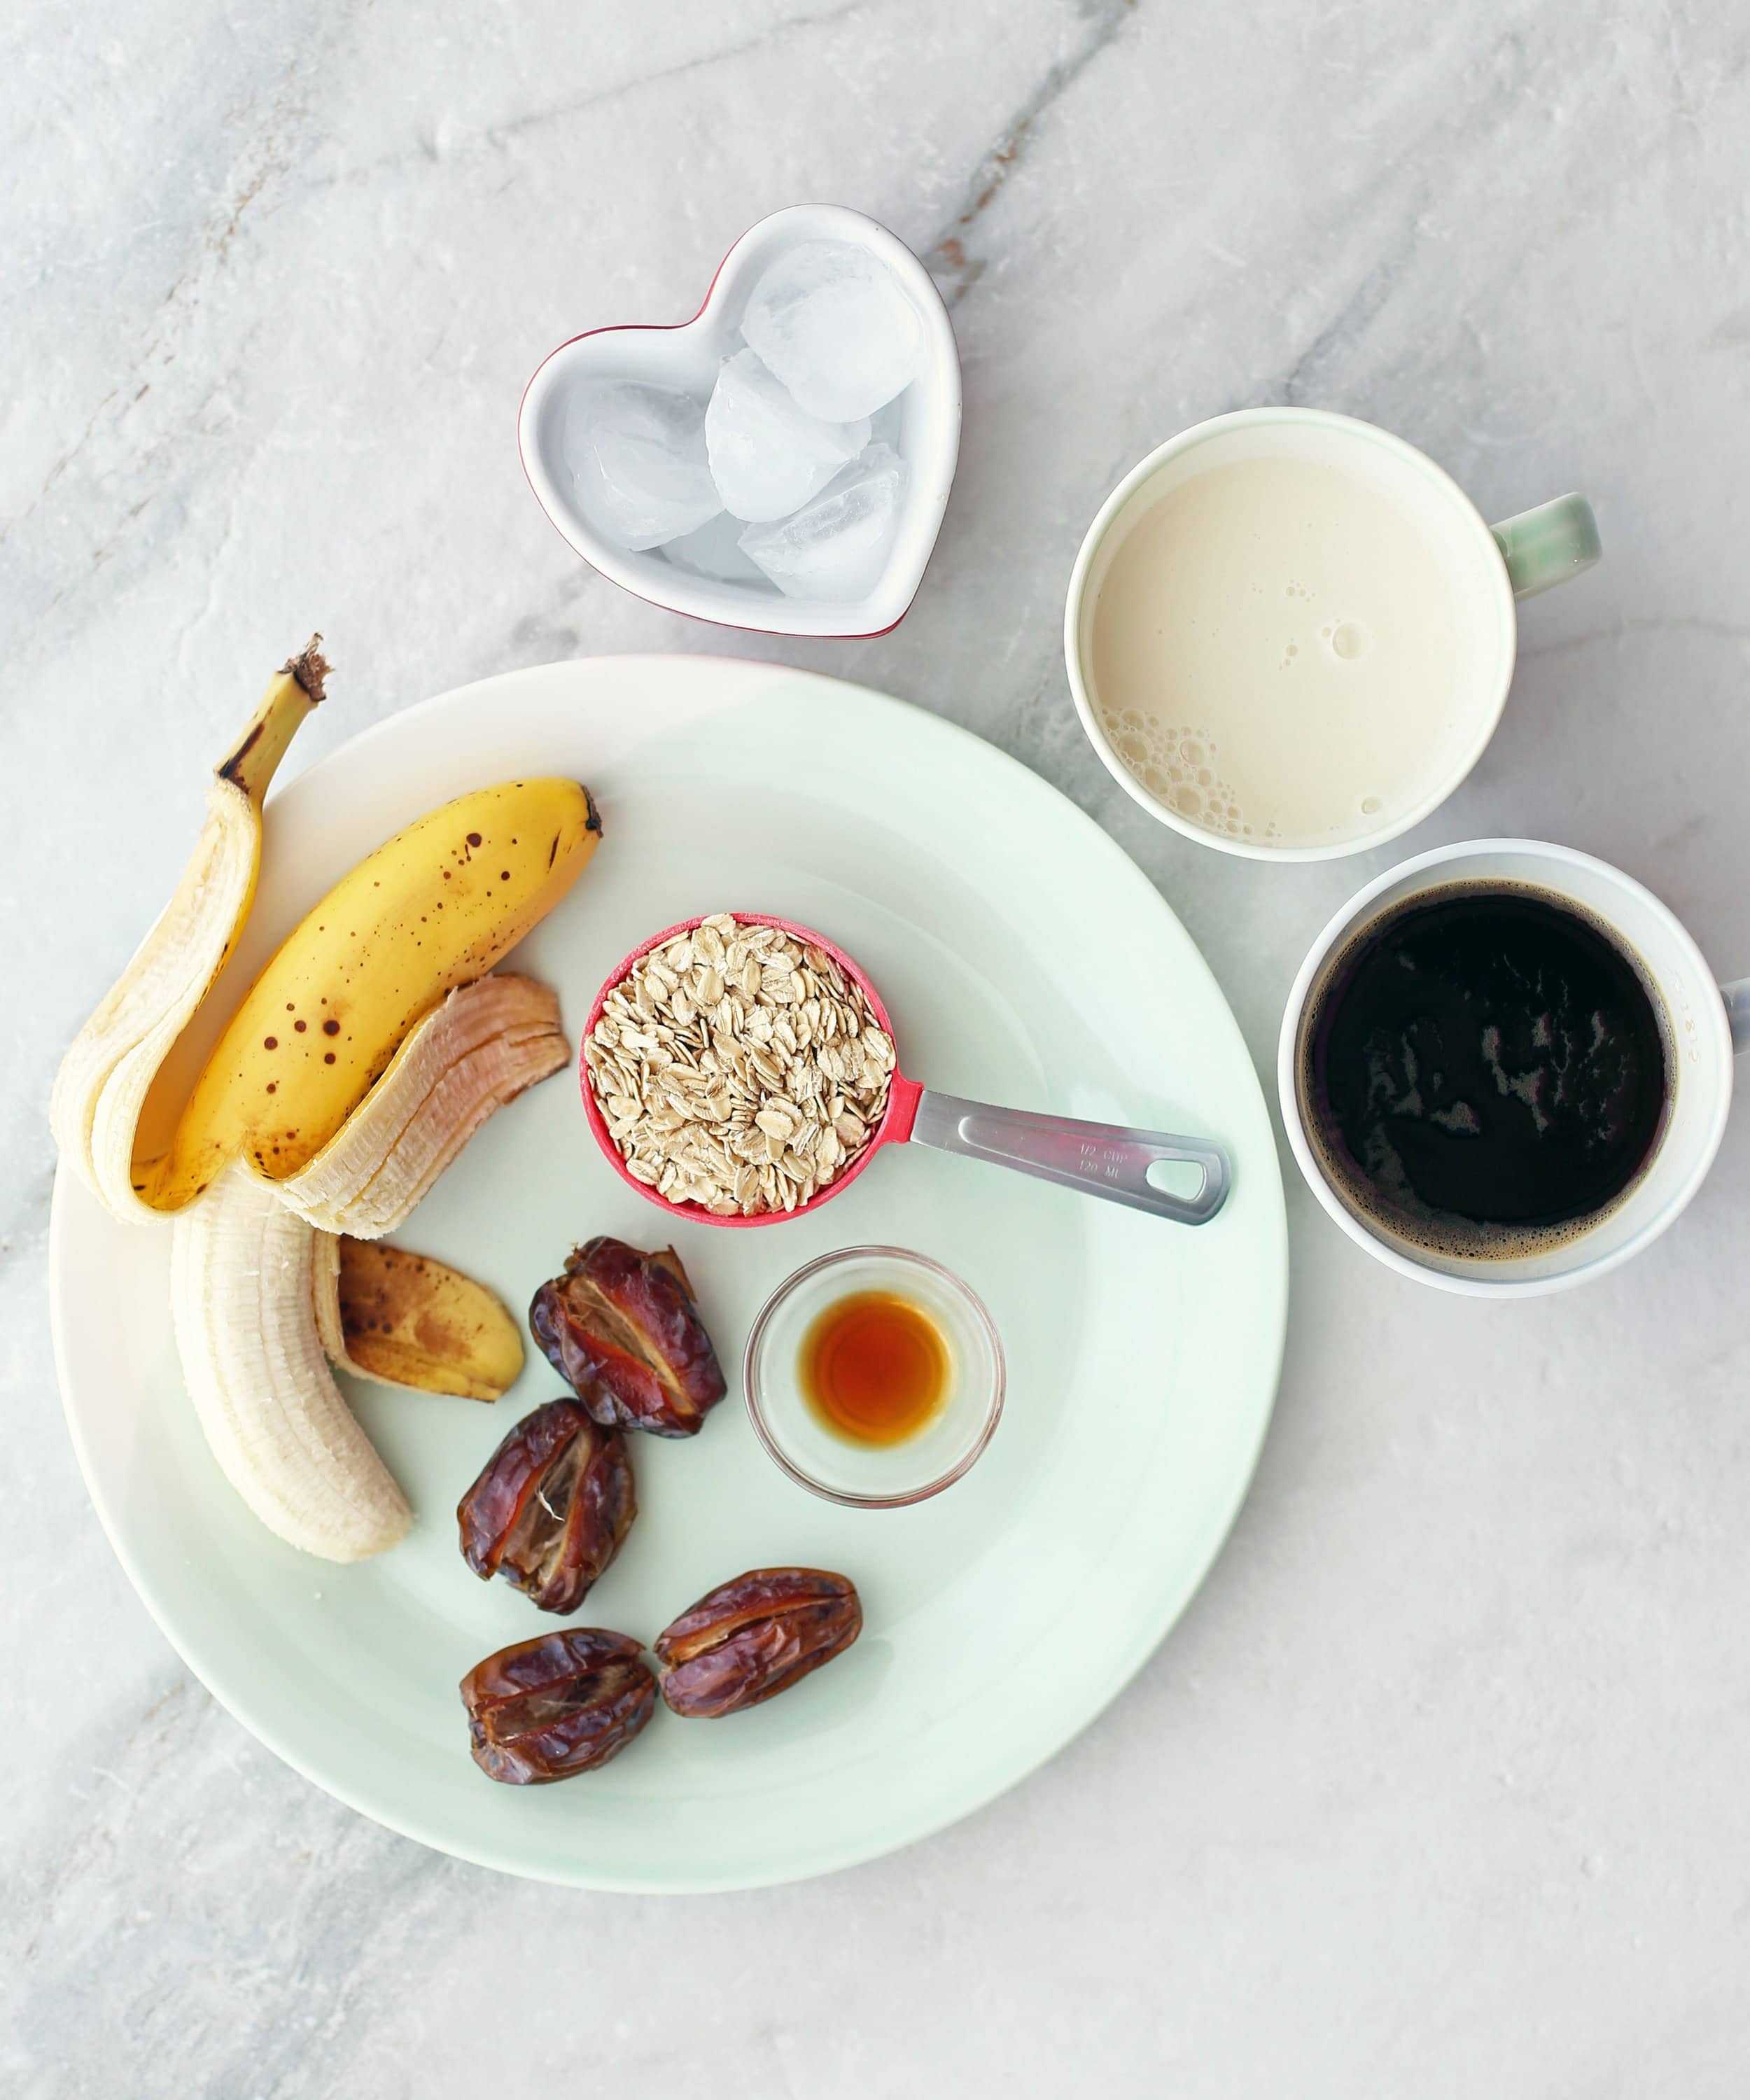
[1294,878,1674,1266]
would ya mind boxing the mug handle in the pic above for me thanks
[1723,979,1750,1056]
[1490,493,1602,600]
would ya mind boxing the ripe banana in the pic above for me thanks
[276,974,567,1238]
[313,1233,524,1401]
[51,640,327,1224]
[136,777,599,1212]
[171,1158,410,1562]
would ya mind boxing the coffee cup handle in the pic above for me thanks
[1723,979,1750,1056]
[1490,494,1602,601]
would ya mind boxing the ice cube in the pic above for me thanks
[661,509,771,587]
[704,349,869,523]
[564,381,722,551]
[741,241,925,421]
[866,394,906,453]
[737,443,909,601]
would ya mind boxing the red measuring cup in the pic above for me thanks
[580,913,1231,1229]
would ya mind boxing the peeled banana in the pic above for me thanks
[51,641,326,1224]
[276,974,567,1238]
[139,776,599,1213]
[171,1159,411,1562]
[313,1233,524,1401]
[58,653,600,1566]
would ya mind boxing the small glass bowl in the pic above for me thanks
[743,1247,1004,1508]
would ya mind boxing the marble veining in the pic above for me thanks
[6,1,1750,2092]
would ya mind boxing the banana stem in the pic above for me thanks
[218,636,329,808]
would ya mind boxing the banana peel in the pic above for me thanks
[56,643,596,1563]
[314,1233,524,1402]
[277,975,567,1238]
[138,778,599,1212]
[52,640,326,1224]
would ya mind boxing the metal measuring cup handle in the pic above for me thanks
[895,1084,1231,1226]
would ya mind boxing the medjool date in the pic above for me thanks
[456,1398,634,1612]
[461,1628,654,1784]
[654,1567,862,1718]
[529,1238,726,1437]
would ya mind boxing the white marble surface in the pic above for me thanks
[7,1,1750,2090]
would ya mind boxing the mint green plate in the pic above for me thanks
[50,657,1287,1890]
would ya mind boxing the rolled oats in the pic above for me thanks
[587,916,893,1216]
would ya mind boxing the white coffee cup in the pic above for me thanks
[1064,409,1602,862]
[1277,839,1749,1296]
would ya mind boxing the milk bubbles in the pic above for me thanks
[1096,708,1263,841]
[1322,619,1371,661]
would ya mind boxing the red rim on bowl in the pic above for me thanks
[579,913,923,1228]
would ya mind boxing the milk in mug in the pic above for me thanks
[1088,453,1486,851]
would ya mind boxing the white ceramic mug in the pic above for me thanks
[1064,409,1602,862]
[1278,839,1750,1296]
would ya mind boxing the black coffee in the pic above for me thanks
[1299,881,1670,1259]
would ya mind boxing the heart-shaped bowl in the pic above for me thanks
[519,204,962,638]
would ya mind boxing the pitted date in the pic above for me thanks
[529,1238,726,1438]
[461,1628,655,1784]
[456,1398,635,1612]
[654,1567,862,1718]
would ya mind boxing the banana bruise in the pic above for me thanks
[51,642,327,1224]
[171,1160,411,1562]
